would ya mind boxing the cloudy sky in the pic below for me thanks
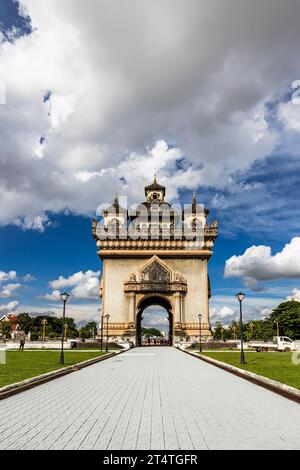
[1,0,300,329]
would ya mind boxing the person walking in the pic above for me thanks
[19,336,25,352]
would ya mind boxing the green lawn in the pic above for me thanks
[201,351,300,389]
[0,351,107,388]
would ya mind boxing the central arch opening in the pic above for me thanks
[136,296,173,347]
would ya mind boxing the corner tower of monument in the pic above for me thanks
[92,177,218,345]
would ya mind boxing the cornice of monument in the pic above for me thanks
[97,249,213,259]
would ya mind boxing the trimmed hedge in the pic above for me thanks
[189,341,238,350]
[71,341,123,350]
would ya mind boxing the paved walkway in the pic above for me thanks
[1,347,300,450]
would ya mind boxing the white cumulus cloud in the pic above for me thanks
[277,81,300,133]
[287,288,300,301]
[0,270,34,298]
[0,271,17,283]
[224,237,300,291]
[45,270,100,301]
[0,300,19,314]
[3,0,300,228]
[0,283,21,298]
[210,306,236,321]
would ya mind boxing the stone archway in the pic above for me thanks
[124,256,188,345]
[136,294,174,346]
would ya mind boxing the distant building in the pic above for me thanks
[0,313,20,339]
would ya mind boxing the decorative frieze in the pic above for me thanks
[107,323,135,330]
[95,238,215,251]
[124,256,187,294]
[92,221,218,249]
[174,322,210,331]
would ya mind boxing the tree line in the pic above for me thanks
[213,301,300,341]
[0,313,98,341]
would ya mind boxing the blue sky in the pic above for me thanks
[1,1,300,328]
[0,0,31,40]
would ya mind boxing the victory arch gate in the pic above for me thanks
[135,294,173,346]
[92,177,218,345]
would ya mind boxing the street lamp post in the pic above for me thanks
[105,314,110,352]
[98,307,104,352]
[198,313,202,353]
[60,292,70,365]
[236,291,245,365]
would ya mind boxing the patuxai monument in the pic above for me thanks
[92,177,218,345]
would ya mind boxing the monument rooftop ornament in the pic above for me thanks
[92,176,218,345]
[144,174,166,203]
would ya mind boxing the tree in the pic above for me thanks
[141,327,162,338]
[17,313,33,334]
[64,317,78,338]
[0,321,12,339]
[30,315,78,339]
[213,321,223,340]
[79,321,98,339]
[229,320,239,340]
[86,321,98,338]
[269,301,300,339]
[79,327,90,340]
[244,319,274,342]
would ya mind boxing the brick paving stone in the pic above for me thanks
[1,347,300,450]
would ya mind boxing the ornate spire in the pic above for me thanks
[192,190,196,205]
[144,175,166,196]
[192,190,197,212]
[113,190,119,209]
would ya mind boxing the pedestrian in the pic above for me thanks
[19,336,25,352]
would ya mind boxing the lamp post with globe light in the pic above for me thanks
[98,307,104,351]
[236,291,245,365]
[60,292,70,365]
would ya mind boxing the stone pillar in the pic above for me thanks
[128,292,136,324]
[203,261,209,325]
[174,293,181,323]
[181,294,185,323]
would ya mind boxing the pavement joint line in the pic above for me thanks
[180,348,300,404]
